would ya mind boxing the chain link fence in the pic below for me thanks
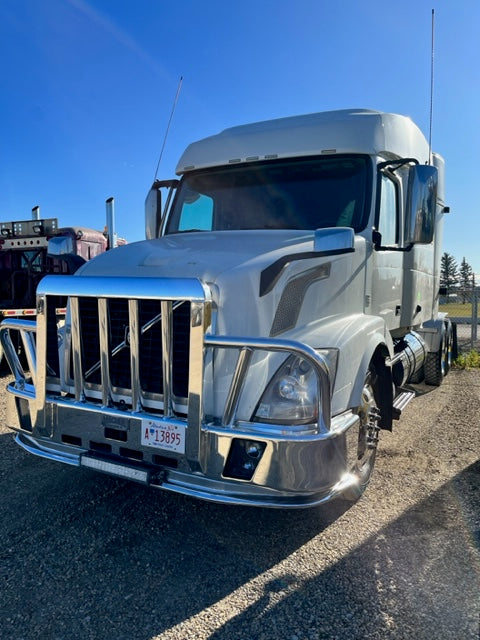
[440,288,479,352]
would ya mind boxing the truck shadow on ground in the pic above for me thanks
[0,430,478,640]
[207,459,480,640]
[0,430,348,639]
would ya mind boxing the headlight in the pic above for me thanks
[252,349,337,426]
[253,355,318,424]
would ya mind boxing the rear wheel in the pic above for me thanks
[424,322,452,386]
[343,365,381,501]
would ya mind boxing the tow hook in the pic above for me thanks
[151,469,168,485]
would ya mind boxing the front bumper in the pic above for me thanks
[11,410,359,508]
[4,375,360,507]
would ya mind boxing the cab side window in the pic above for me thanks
[377,174,398,246]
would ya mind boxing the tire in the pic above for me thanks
[424,321,452,386]
[343,365,381,501]
[409,364,424,384]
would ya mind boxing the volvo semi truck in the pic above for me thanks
[0,109,452,507]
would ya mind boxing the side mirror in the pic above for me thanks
[145,185,162,240]
[314,226,355,253]
[145,179,180,240]
[406,165,438,244]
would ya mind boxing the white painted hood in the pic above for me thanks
[78,230,366,339]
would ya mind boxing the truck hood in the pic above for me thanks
[78,230,366,338]
[79,230,315,281]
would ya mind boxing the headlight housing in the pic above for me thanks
[252,349,337,426]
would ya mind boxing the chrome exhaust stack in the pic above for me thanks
[105,197,118,249]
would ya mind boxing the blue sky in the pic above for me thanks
[1,0,479,272]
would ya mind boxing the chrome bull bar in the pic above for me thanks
[0,322,332,434]
[0,317,37,393]
[0,274,332,438]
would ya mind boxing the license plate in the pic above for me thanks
[141,419,186,454]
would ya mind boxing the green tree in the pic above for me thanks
[440,252,459,300]
[459,257,474,302]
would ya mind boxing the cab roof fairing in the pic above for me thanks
[175,109,431,175]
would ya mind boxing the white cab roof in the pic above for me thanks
[176,109,430,174]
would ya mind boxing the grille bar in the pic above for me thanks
[223,347,253,427]
[70,296,84,402]
[98,297,111,406]
[128,299,141,412]
[161,300,173,417]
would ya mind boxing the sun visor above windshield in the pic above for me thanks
[176,110,430,174]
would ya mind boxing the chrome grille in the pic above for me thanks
[37,275,209,422]
[72,297,191,399]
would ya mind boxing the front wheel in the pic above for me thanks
[343,365,381,501]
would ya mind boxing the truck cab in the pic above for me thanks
[0,109,452,507]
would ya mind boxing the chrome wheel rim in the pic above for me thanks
[355,374,380,474]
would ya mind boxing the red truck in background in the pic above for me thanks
[0,201,123,363]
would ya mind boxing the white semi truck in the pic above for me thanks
[0,109,453,507]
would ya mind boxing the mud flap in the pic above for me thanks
[373,354,393,431]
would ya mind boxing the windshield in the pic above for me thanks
[166,155,370,234]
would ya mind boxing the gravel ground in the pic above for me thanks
[0,369,479,640]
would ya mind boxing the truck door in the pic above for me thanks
[371,172,404,331]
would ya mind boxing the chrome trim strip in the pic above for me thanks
[15,432,83,466]
[98,298,111,406]
[154,474,355,509]
[35,294,47,431]
[186,301,206,462]
[22,327,37,385]
[161,300,173,416]
[208,411,358,442]
[222,347,253,427]
[5,381,36,401]
[70,296,85,402]
[128,299,141,412]
[37,275,209,301]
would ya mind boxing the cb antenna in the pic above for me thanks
[154,76,183,182]
[428,9,435,163]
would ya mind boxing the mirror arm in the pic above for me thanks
[378,158,418,173]
[152,179,179,190]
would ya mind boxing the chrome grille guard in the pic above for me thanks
[0,275,332,437]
